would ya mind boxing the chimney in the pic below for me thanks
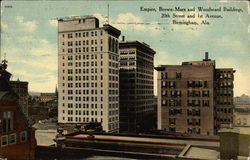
[205,52,209,60]
[122,36,125,41]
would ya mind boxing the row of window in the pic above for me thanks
[216,108,232,113]
[216,90,233,96]
[64,39,103,46]
[169,109,182,115]
[109,123,119,131]
[66,61,102,68]
[62,96,118,102]
[66,82,101,88]
[162,90,181,97]
[63,31,103,39]
[109,117,119,122]
[169,118,201,126]
[216,82,233,88]
[66,75,103,82]
[120,56,136,60]
[216,73,233,79]
[187,81,208,88]
[162,90,231,98]
[61,53,118,63]
[162,100,210,107]
[66,110,103,116]
[63,102,119,109]
[1,131,27,147]
[64,71,103,77]
[161,72,182,79]
[187,119,201,126]
[137,51,154,61]
[187,109,200,116]
[65,117,102,123]
[216,118,231,123]
[162,99,181,107]
[187,90,209,97]
[120,61,136,66]
[187,100,210,107]
[162,81,176,88]
[65,46,103,53]
[216,100,233,105]
[66,103,101,109]
[65,76,104,83]
[120,51,135,55]
[64,53,102,60]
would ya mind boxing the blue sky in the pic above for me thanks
[1,0,249,96]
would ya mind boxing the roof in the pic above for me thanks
[119,40,156,55]
[57,16,97,22]
[103,24,121,38]
[0,63,18,100]
[0,91,18,100]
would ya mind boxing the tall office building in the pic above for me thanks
[119,40,156,133]
[58,17,121,132]
[10,80,29,117]
[155,52,235,135]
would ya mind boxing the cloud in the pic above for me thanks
[49,19,58,28]
[2,34,58,92]
[1,22,8,30]
[170,11,207,36]
[92,13,108,26]
[17,36,36,43]
[29,75,57,92]
[8,67,57,92]
[216,36,248,55]
[16,36,56,56]
[16,16,37,33]
[110,13,161,33]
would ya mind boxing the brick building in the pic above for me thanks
[0,60,36,159]
[10,80,29,117]
[119,40,156,133]
[155,52,235,135]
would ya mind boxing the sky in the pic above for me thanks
[1,0,249,96]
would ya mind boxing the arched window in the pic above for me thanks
[115,40,118,53]
[108,37,111,51]
[111,38,114,52]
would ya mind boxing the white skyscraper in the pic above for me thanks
[57,17,120,132]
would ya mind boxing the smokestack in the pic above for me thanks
[203,52,211,61]
[205,52,208,60]
[122,36,125,41]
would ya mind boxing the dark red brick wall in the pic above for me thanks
[0,99,36,159]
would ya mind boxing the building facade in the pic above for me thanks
[0,60,36,159]
[119,40,156,133]
[10,80,29,117]
[155,53,235,135]
[58,17,121,132]
[214,68,235,132]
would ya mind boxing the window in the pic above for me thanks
[1,135,8,146]
[20,131,28,142]
[3,111,13,132]
[9,133,16,144]
[176,72,182,79]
